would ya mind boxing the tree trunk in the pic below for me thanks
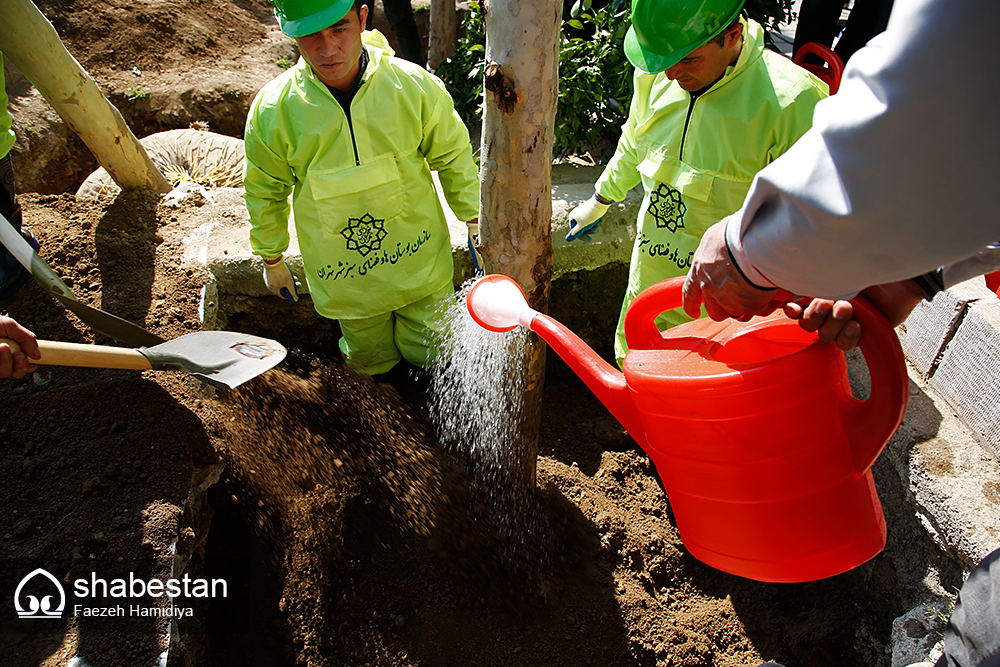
[479,0,561,487]
[427,0,457,71]
[0,0,171,193]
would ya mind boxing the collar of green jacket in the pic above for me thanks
[296,29,396,93]
[704,17,765,96]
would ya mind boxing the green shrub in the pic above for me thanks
[746,0,796,35]
[434,0,486,130]
[556,0,632,156]
[435,0,795,158]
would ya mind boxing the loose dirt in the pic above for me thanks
[0,3,967,667]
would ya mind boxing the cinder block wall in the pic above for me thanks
[898,279,1000,459]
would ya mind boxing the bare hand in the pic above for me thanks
[0,315,40,379]
[782,279,925,351]
[783,299,860,350]
[682,218,779,321]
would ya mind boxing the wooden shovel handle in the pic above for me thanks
[0,337,152,371]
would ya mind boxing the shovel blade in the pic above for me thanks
[142,330,287,389]
[51,293,167,348]
[1,210,166,347]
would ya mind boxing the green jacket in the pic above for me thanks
[597,19,828,329]
[244,31,479,320]
[1,56,15,159]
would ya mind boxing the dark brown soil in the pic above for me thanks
[0,3,968,667]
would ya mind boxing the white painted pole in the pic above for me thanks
[0,0,171,193]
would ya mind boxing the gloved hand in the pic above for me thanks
[263,256,299,303]
[467,219,484,275]
[566,194,611,242]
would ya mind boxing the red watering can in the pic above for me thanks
[467,275,909,583]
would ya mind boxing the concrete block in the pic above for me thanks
[192,170,642,297]
[550,182,640,279]
[887,365,1000,567]
[452,162,641,283]
[897,278,994,377]
[931,296,1000,459]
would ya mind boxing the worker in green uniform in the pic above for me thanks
[0,54,38,301]
[566,0,828,366]
[244,0,480,375]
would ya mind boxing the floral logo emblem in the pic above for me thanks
[340,213,388,257]
[647,183,687,233]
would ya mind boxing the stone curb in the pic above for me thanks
[894,279,1000,569]
[901,284,1000,459]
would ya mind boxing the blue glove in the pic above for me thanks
[566,195,612,243]
[467,221,484,275]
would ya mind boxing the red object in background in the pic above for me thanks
[793,41,845,94]
[985,271,1000,297]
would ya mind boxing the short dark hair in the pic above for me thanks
[708,15,742,47]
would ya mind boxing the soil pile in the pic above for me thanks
[0,192,224,666]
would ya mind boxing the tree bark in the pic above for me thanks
[0,0,171,193]
[427,0,457,71]
[479,0,561,487]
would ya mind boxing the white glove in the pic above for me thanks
[263,256,299,303]
[566,195,611,242]
[467,220,484,275]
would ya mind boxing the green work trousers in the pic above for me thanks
[337,283,454,375]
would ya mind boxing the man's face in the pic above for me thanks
[295,4,368,91]
[665,26,741,92]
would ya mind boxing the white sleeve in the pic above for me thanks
[941,244,1000,290]
[725,0,1000,301]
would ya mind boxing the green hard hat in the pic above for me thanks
[625,0,745,73]
[271,0,355,37]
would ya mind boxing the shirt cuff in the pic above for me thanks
[724,213,777,290]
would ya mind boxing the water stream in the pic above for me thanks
[427,280,548,570]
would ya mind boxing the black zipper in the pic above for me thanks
[678,76,722,161]
[347,114,360,166]
[328,50,368,167]
[679,93,698,161]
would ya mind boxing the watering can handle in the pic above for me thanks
[838,294,909,475]
[624,277,908,475]
[624,277,799,349]
[622,277,703,348]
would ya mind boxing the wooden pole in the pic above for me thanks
[479,0,561,486]
[0,0,171,193]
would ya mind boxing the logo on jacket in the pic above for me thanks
[341,213,388,257]
[647,183,687,233]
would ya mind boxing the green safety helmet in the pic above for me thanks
[625,0,745,73]
[271,0,355,37]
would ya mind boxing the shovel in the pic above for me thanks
[1,330,287,389]
[0,211,166,347]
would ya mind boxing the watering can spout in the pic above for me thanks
[467,275,648,448]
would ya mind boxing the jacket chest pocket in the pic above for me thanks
[637,154,751,223]
[306,156,405,238]
[638,156,714,203]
